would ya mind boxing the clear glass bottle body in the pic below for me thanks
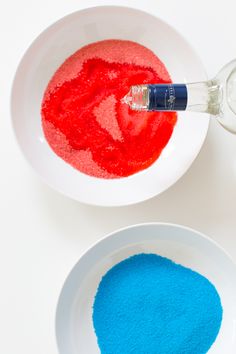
[122,59,236,134]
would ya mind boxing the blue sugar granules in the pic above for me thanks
[93,253,223,354]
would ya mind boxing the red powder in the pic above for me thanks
[41,40,177,178]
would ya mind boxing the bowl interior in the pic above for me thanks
[56,223,236,354]
[11,6,209,206]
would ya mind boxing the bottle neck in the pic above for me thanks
[122,82,222,115]
[186,81,221,115]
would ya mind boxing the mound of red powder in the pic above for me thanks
[41,40,177,178]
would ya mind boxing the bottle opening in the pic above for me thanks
[121,85,149,110]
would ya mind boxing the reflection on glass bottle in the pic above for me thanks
[122,60,236,134]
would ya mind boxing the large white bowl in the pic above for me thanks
[56,223,236,354]
[11,6,209,206]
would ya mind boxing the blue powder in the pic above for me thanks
[93,254,223,354]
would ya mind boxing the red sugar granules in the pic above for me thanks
[41,40,177,178]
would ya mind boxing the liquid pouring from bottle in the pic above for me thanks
[122,59,236,134]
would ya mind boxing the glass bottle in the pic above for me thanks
[122,59,236,134]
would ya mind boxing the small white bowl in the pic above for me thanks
[11,6,209,206]
[56,223,236,354]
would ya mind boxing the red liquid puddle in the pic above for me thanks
[41,40,177,178]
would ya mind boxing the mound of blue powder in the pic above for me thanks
[93,253,223,354]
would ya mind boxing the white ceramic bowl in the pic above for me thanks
[11,6,209,206]
[56,223,236,354]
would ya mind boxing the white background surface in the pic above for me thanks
[1,1,236,353]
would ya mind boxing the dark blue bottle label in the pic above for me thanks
[148,84,188,111]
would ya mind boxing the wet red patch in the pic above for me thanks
[41,40,177,178]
